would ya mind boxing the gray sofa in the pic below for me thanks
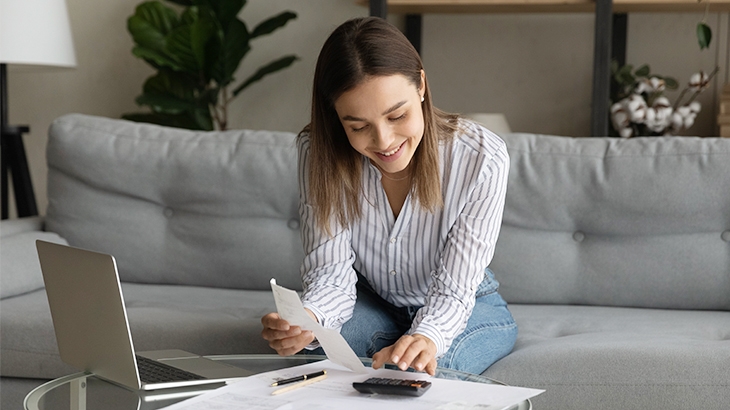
[1,113,728,409]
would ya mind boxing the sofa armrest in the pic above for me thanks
[1,216,45,237]
[1,218,67,299]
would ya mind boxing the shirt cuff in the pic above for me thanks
[301,302,326,327]
[410,322,447,359]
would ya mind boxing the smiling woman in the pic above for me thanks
[260,17,518,377]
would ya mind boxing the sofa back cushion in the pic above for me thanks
[492,133,730,310]
[46,114,303,290]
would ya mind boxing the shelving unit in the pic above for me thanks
[367,0,730,136]
[372,0,730,14]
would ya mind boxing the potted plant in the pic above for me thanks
[609,9,716,138]
[123,0,297,130]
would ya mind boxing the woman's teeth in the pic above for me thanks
[380,142,402,157]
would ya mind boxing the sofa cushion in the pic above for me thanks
[493,134,730,310]
[0,284,277,379]
[485,304,730,409]
[45,114,303,291]
[0,231,67,299]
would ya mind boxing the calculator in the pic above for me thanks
[352,377,432,396]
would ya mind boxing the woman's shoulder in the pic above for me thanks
[450,118,508,160]
[296,129,311,151]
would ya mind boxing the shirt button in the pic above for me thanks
[390,270,397,276]
[390,238,396,244]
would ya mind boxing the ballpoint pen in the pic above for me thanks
[271,372,328,395]
[270,370,327,387]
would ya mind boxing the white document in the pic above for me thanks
[270,278,367,373]
[159,360,544,410]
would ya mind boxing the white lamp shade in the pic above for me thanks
[0,0,77,68]
[463,113,512,135]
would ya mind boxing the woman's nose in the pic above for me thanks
[372,123,394,149]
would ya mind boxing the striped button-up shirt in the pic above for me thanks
[298,120,510,357]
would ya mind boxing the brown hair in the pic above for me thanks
[305,17,458,235]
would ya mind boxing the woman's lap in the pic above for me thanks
[312,274,517,375]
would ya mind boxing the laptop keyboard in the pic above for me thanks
[136,355,206,384]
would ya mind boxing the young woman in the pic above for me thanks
[261,16,517,376]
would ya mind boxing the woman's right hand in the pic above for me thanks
[261,312,316,356]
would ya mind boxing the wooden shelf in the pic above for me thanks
[365,0,728,136]
[369,0,730,14]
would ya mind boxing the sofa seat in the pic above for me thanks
[0,283,277,380]
[486,304,730,408]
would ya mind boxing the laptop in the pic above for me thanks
[36,240,252,391]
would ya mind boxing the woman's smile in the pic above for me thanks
[376,140,406,161]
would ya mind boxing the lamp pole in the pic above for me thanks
[1,63,38,219]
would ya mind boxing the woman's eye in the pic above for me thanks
[390,113,407,122]
[352,125,368,132]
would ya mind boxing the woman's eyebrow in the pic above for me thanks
[382,100,407,115]
[341,100,408,122]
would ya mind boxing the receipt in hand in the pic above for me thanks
[270,279,367,373]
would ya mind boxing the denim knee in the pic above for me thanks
[437,293,517,374]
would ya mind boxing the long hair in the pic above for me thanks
[306,17,458,235]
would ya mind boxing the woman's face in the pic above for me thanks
[334,72,426,178]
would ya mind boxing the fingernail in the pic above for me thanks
[392,355,399,363]
[399,361,407,370]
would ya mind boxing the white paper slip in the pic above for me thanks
[270,278,367,373]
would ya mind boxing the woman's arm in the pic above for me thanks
[297,135,359,330]
[412,133,511,358]
[261,135,358,355]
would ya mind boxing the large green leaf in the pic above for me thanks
[166,25,201,72]
[663,76,679,90]
[140,70,214,130]
[132,46,183,71]
[250,11,296,39]
[136,93,195,114]
[138,71,198,114]
[634,64,650,78]
[166,0,193,6]
[232,55,298,97]
[190,15,220,72]
[697,22,712,50]
[613,64,635,86]
[208,0,246,30]
[213,18,250,86]
[192,107,214,130]
[128,1,179,51]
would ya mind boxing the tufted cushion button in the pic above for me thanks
[163,207,174,218]
[722,230,730,242]
[287,219,300,230]
[573,231,585,242]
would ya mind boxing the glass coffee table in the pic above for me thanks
[25,354,532,410]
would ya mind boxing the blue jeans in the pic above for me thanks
[306,269,517,375]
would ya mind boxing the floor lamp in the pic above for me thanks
[0,0,76,219]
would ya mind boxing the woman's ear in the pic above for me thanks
[419,70,427,100]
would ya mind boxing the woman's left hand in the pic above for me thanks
[371,333,437,376]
